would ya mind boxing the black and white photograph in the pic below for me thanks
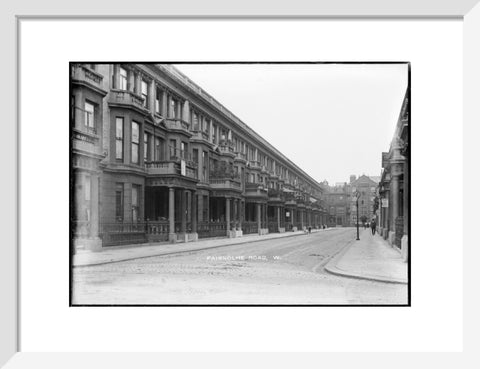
[70,62,410,306]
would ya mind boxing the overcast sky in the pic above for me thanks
[174,63,408,185]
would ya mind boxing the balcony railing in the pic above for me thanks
[164,118,190,133]
[242,221,258,235]
[71,64,105,92]
[197,221,227,238]
[191,129,210,141]
[209,178,241,190]
[234,152,247,161]
[109,89,147,113]
[248,160,261,170]
[145,161,198,180]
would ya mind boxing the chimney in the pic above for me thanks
[350,175,356,183]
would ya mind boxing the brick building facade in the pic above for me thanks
[71,63,327,251]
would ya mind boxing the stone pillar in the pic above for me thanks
[239,201,243,230]
[90,174,100,247]
[226,197,231,235]
[182,100,190,124]
[149,81,155,113]
[234,199,238,229]
[391,175,400,233]
[181,189,187,234]
[257,203,261,232]
[162,90,168,117]
[168,187,175,241]
[300,210,304,229]
[113,64,120,89]
[191,191,197,233]
[209,120,214,142]
[277,206,281,230]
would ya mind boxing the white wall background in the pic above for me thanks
[20,19,462,352]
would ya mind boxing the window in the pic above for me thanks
[131,121,140,164]
[132,185,140,223]
[169,97,180,119]
[192,111,199,131]
[155,137,164,161]
[115,117,124,160]
[202,151,208,181]
[141,80,149,108]
[84,101,95,132]
[169,139,177,160]
[119,67,128,90]
[144,132,150,161]
[180,142,187,160]
[115,183,124,221]
[192,148,199,166]
[155,88,162,114]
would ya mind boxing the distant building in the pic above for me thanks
[349,174,379,226]
[378,88,410,261]
[324,183,351,227]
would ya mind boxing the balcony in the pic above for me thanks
[248,160,261,170]
[245,182,268,199]
[284,192,297,206]
[234,151,247,163]
[71,64,107,96]
[145,161,198,180]
[190,129,210,143]
[72,126,103,157]
[268,189,285,203]
[164,118,191,136]
[218,139,235,157]
[209,178,241,191]
[108,89,149,115]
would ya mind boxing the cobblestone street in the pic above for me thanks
[72,228,407,305]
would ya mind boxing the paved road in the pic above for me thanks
[72,228,407,305]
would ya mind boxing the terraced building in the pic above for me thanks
[71,63,327,251]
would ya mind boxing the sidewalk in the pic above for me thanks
[324,229,408,284]
[73,228,331,268]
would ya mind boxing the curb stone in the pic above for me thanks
[323,237,408,285]
[73,228,332,268]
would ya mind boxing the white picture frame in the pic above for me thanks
[2,0,479,367]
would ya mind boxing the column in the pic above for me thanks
[226,197,231,234]
[239,201,243,230]
[300,210,304,229]
[182,100,190,124]
[113,64,120,89]
[149,81,156,114]
[391,175,400,233]
[209,120,214,142]
[162,90,168,117]
[90,174,99,238]
[168,187,175,235]
[277,206,281,230]
[234,199,239,229]
[191,191,197,233]
[257,203,261,232]
[181,189,187,233]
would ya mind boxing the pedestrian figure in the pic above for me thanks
[370,219,376,235]
[308,226,312,234]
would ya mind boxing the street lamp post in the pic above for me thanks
[355,190,361,240]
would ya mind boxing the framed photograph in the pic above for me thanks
[2,0,479,367]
